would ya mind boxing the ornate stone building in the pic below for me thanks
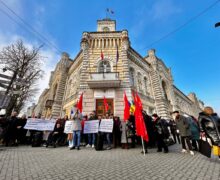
[34,19,204,119]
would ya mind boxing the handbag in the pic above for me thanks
[199,136,212,158]
[212,145,220,156]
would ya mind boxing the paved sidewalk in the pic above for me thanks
[0,144,219,180]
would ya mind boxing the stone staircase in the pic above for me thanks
[51,72,68,118]
[150,70,170,119]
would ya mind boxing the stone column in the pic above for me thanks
[51,52,70,118]
[79,32,89,90]
[147,49,170,119]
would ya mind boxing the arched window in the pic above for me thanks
[144,77,148,94]
[53,84,58,100]
[98,60,111,73]
[103,27,110,32]
[67,79,72,97]
[162,81,168,100]
[137,72,142,92]
[129,67,135,86]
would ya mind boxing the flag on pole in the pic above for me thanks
[103,96,109,112]
[133,92,149,142]
[77,93,83,113]
[135,92,143,110]
[106,8,114,14]
[129,101,135,113]
[101,50,104,60]
[123,92,130,121]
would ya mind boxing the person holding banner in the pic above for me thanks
[86,111,98,148]
[104,113,112,150]
[70,109,83,150]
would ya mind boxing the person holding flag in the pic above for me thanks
[132,91,149,155]
[70,94,83,150]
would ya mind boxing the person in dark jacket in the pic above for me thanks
[169,119,181,144]
[188,116,200,151]
[16,114,27,144]
[128,114,136,148]
[4,112,19,146]
[142,111,155,153]
[198,106,220,158]
[46,123,64,148]
[152,114,169,153]
[172,111,194,155]
[112,116,122,148]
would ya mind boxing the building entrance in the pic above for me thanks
[96,99,114,117]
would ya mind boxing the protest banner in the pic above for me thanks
[64,121,74,134]
[24,119,56,131]
[99,119,113,133]
[83,120,99,134]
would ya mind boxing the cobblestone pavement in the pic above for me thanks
[0,144,219,180]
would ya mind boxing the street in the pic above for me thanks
[0,144,219,180]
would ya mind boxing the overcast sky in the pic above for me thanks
[0,0,219,115]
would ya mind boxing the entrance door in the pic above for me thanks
[96,99,114,117]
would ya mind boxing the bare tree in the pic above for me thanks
[0,39,44,116]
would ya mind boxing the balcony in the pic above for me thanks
[87,72,121,88]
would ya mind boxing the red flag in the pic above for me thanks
[77,93,83,113]
[103,96,109,112]
[101,50,104,60]
[135,92,143,110]
[123,92,130,121]
[133,92,149,142]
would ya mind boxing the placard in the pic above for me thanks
[24,118,56,131]
[83,120,99,134]
[64,121,74,134]
[99,119,113,133]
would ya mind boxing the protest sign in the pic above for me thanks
[64,121,74,134]
[99,119,113,133]
[24,118,56,131]
[83,120,99,134]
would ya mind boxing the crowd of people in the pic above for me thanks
[0,106,220,159]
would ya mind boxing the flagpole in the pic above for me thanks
[141,137,146,156]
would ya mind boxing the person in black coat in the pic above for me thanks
[128,114,136,148]
[142,111,156,152]
[152,114,169,153]
[16,115,28,144]
[4,112,19,146]
[112,116,122,148]
[46,123,64,148]
[199,107,220,146]
[169,119,181,144]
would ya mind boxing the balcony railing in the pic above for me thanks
[87,72,121,88]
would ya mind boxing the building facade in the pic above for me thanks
[33,19,204,119]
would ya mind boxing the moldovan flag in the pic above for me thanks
[77,93,83,113]
[103,96,109,112]
[133,92,149,142]
[101,50,104,60]
[123,92,130,121]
